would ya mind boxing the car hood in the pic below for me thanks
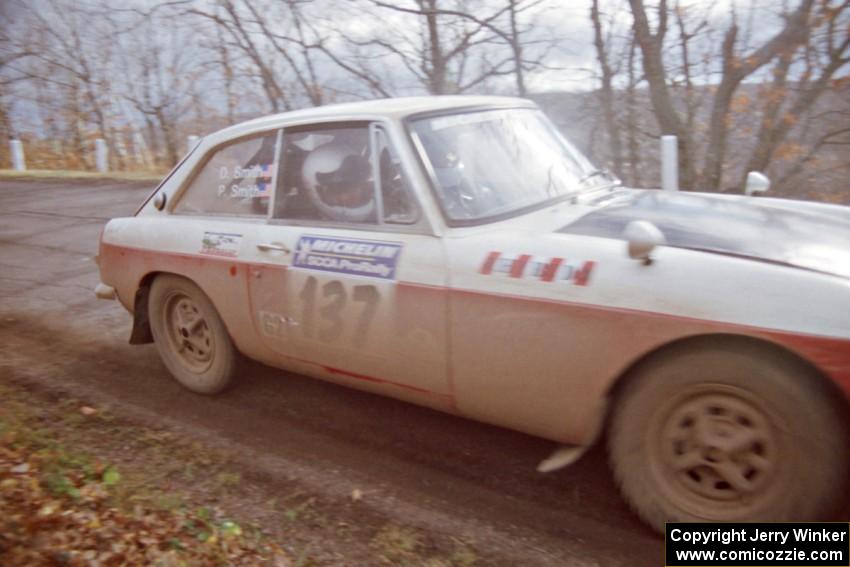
[558,189,850,279]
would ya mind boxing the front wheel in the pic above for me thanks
[149,274,238,395]
[608,343,848,532]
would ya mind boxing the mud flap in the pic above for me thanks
[129,286,153,345]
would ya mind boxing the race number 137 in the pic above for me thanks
[298,276,379,344]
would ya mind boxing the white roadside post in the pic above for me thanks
[95,138,109,173]
[10,139,26,171]
[186,135,200,155]
[661,135,678,191]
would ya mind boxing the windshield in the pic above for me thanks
[410,108,604,223]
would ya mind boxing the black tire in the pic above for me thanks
[149,274,237,395]
[608,342,848,533]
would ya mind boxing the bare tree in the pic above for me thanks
[186,0,348,110]
[334,0,516,95]
[186,0,292,112]
[772,105,850,197]
[0,0,845,202]
[741,0,850,186]
[623,31,644,186]
[590,0,624,176]
[6,0,125,168]
[628,0,821,191]
[358,0,557,96]
[209,22,239,124]
[119,14,201,166]
[0,3,33,165]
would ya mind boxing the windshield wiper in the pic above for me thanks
[579,168,620,186]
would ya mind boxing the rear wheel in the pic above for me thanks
[608,343,848,532]
[149,275,237,394]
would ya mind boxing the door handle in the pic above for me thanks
[256,242,291,254]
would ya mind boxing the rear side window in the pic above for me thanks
[174,131,280,217]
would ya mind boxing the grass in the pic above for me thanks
[0,382,288,565]
[371,525,479,567]
[0,168,166,182]
[372,525,423,565]
[0,379,484,566]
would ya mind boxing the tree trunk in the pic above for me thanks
[424,0,447,94]
[591,0,623,176]
[697,0,815,191]
[509,0,526,96]
[625,33,642,187]
[628,0,695,188]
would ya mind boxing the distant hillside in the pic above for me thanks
[531,83,850,204]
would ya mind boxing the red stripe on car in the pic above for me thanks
[480,251,500,275]
[510,254,531,278]
[540,257,564,282]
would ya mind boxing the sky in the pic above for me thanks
[1,0,803,138]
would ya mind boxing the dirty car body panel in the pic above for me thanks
[96,96,850,528]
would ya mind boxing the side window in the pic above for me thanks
[274,123,418,225]
[174,131,280,216]
[374,127,418,224]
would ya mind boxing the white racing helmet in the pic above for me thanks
[301,141,376,222]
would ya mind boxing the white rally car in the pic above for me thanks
[96,96,850,531]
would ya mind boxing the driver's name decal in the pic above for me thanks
[217,163,274,199]
[480,251,595,286]
[293,235,402,280]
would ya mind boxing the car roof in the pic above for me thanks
[208,95,536,143]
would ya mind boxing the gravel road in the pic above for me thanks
[0,177,660,565]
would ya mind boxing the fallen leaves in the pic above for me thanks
[101,466,120,487]
[0,381,482,566]
[0,422,290,566]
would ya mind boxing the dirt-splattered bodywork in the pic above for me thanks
[97,96,850,449]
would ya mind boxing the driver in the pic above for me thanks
[301,140,376,222]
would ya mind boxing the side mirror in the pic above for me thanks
[745,171,770,196]
[624,220,665,265]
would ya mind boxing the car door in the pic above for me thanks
[246,122,451,407]
[153,129,282,358]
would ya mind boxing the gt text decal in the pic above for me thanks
[257,279,380,347]
[293,235,402,280]
[480,251,595,286]
[200,232,242,257]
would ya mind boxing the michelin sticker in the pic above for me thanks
[201,231,242,257]
[293,235,402,280]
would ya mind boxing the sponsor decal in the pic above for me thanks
[480,251,595,286]
[200,231,242,257]
[293,235,402,280]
